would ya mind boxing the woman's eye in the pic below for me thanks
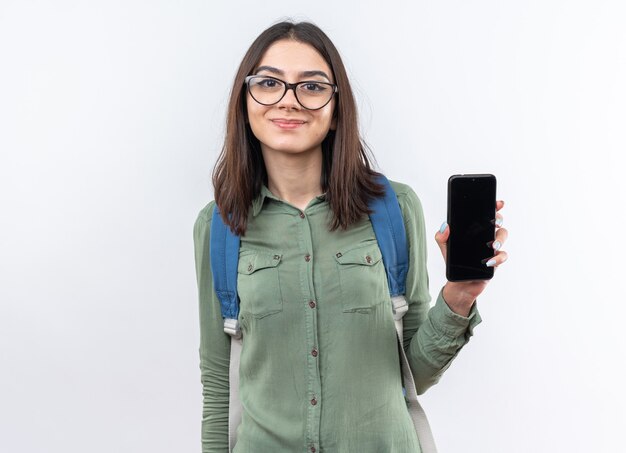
[300,82,326,92]
[257,78,281,88]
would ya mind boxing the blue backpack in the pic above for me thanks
[209,174,437,453]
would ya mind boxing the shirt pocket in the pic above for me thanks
[237,250,284,319]
[334,242,388,313]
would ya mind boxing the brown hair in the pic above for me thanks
[212,20,384,235]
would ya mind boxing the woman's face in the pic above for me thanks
[246,39,337,158]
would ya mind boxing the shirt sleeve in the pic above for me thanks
[193,202,230,452]
[394,183,482,395]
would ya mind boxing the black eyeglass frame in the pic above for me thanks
[244,75,338,111]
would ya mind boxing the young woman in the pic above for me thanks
[193,21,508,453]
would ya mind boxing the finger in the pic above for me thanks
[491,227,508,251]
[435,221,449,243]
[485,250,508,268]
[435,222,449,261]
[496,200,505,211]
[491,213,504,228]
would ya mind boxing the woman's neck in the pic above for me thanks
[262,147,324,212]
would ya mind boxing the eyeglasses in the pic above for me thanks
[245,75,338,110]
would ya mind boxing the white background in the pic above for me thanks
[1,1,625,452]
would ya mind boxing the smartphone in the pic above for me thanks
[446,174,497,281]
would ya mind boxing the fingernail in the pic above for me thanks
[495,217,503,227]
[493,241,501,251]
[439,222,448,234]
[486,258,496,267]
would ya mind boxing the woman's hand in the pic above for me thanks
[434,200,508,317]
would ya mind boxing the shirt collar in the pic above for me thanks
[251,185,276,217]
[251,185,328,217]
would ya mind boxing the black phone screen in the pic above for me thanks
[446,174,497,281]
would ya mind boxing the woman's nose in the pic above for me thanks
[277,86,300,109]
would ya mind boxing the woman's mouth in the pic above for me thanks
[271,119,306,129]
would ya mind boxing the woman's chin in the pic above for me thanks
[262,143,321,156]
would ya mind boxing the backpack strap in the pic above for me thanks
[210,205,242,339]
[209,205,244,449]
[369,174,410,319]
[369,175,438,453]
[395,321,437,452]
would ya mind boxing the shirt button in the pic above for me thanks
[311,348,318,357]
[309,300,316,308]
[311,397,317,406]
[305,254,311,262]
[299,211,305,218]
[310,447,316,453]
[247,264,253,272]
[366,255,372,264]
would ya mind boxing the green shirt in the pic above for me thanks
[193,180,481,453]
